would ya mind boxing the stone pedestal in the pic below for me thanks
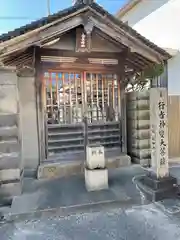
[85,168,108,192]
[135,88,177,201]
[135,172,177,201]
[0,68,23,204]
[86,146,105,169]
[84,145,108,191]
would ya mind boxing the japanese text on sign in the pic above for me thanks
[158,98,167,166]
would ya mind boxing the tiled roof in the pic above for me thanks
[0,3,86,42]
[0,1,171,59]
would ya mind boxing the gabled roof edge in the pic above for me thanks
[0,1,171,61]
[0,3,87,43]
[116,0,142,19]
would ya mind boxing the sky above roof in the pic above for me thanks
[0,0,127,35]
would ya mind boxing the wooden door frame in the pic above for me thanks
[40,62,125,161]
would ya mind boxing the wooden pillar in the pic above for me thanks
[35,47,46,163]
[118,55,127,153]
[120,82,127,153]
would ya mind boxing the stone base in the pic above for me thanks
[135,174,177,202]
[132,157,150,167]
[37,154,131,179]
[85,168,108,192]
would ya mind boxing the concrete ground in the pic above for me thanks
[1,203,180,240]
[1,165,180,239]
[10,165,148,215]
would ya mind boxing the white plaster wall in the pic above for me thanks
[168,52,180,95]
[120,0,180,95]
[18,76,39,170]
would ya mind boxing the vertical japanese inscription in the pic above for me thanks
[158,98,167,166]
[150,88,169,178]
[76,28,91,52]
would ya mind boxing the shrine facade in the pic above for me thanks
[0,0,171,185]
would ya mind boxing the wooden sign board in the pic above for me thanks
[76,28,91,52]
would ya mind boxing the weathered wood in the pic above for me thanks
[89,15,164,63]
[3,48,34,69]
[76,27,91,52]
[1,10,167,69]
[1,16,83,58]
[35,47,45,162]
[39,16,83,45]
[41,62,120,74]
[40,48,120,58]
[92,29,125,52]
[120,83,127,153]
[0,6,89,50]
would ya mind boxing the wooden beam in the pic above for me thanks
[126,59,143,72]
[41,61,119,74]
[94,28,126,51]
[38,16,82,43]
[0,5,89,49]
[35,47,46,162]
[134,52,153,66]
[120,80,127,153]
[89,15,165,63]
[0,15,83,57]
[40,48,120,59]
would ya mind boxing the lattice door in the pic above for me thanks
[42,70,122,158]
[43,71,120,124]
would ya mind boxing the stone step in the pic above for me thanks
[129,129,150,139]
[0,114,18,127]
[127,99,150,110]
[37,155,131,179]
[0,169,21,182]
[131,148,151,159]
[0,140,20,153]
[127,120,150,130]
[0,181,22,199]
[131,157,151,166]
[128,139,150,149]
[0,153,20,170]
[0,68,17,85]
[127,109,150,120]
[0,126,18,138]
[127,91,149,101]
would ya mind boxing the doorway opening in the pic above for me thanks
[42,70,122,160]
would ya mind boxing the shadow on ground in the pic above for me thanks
[1,165,180,239]
[10,165,147,215]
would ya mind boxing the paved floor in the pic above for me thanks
[10,165,147,215]
[1,203,180,239]
[1,164,180,239]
